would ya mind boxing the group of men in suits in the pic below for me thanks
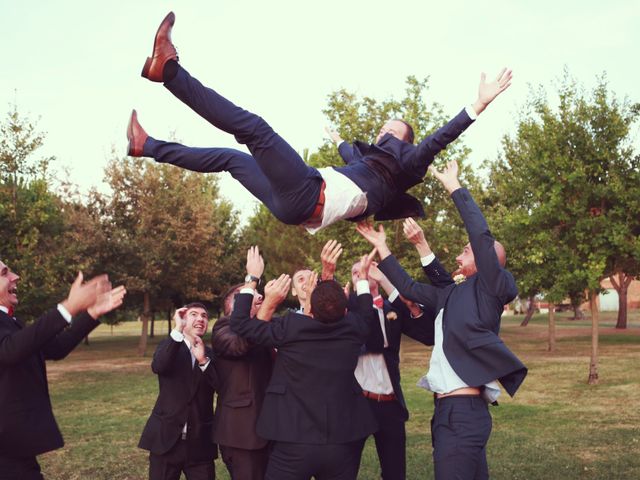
[137,160,527,480]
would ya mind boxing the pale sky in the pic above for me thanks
[3,0,639,218]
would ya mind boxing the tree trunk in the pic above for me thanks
[84,335,90,346]
[548,303,556,352]
[572,306,584,320]
[150,311,155,338]
[587,290,599,385]
[167,308,172,335]
[520,296,535,326]
[610,272,632,329]
[138,292,151,357]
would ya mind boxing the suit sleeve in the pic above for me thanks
[42,311,100,360]
[338,142,356,164]
[423,257,454,287]
[451,188,518,302]
[230,293,287,348]
[414,109,475,170]
[378,255,439,312]
[391,297,435,346]
[352,293,383,350]
[211,316,253,357]
[151,337,183,375]
[0,309,69,365]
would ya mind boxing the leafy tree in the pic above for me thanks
[485,69,639,381]
[101,156,242,355]
[0,106,72,320]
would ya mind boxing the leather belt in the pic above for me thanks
[362,390,397,402]
[306,181,326,224]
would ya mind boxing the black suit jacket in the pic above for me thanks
[230,292,381,444]
[0,308,100,457]
[211,315,272,450]
[379,188,527,397]
[355,258,453,421]
[336,109,474,221]
[138,337,218,461]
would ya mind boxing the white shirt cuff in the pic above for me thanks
[198,358,211,371]
[56,304,72,324]
[240,287,255,295]
[388,289,399,303]
[465,104,478,120]
[420,253,436,267]
[356,280,371,295]
[170,329,185,343]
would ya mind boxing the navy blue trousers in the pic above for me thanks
[366,398,407,480]
[144,65,323,225]
[431,396,492,480]
[265,439,366,480]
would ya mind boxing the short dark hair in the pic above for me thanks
[292,267,312,278]
[394,118,415,144]
[221,283,245,316]
[184,302,209,316]
[310,280,347,324]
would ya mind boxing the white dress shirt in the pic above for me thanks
[354,299,394,395]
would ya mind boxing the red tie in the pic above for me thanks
[373,296,384,309]
[6,306,14,317]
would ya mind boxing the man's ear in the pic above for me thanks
[291,286,298,298]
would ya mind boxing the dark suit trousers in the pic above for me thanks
[366,398,406,480]
[431,396,492,480]
[149,439,215,480]
[0,456,43,480]
[265,439,366,480]
[146,65,323,225]
[219,445,269,480]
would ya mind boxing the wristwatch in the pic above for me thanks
[244,274,261,285]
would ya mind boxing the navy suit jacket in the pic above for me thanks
[379,188,527,397]
[139,337,218,461]
[230,291,381,444]
[335,108,474,221]
[0,308,100,457]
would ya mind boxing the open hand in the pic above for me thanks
[321,239,343,280]
[429,160,461,194]
[246,246,265,278]
[474,68,512,114]
[264,274,292,307]
[173,307,188,333]
[301,271,319,316]
[88,285,127,319]
[62,272,111,317]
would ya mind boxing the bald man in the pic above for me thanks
[357,160,527,480]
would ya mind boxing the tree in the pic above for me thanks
[0,106,73,320]
[485,69,639,381]
[101,155,242,355]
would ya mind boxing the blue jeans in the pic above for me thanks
[144,65,323,225]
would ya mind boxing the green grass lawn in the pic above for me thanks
[38,311,640,479]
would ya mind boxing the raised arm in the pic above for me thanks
[0,273,116,365]
[403,218,454,287]
[415,68,512,167]
[356,222,439,310]
[431,160,517,300]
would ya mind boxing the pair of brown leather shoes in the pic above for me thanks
[127,11,177,156]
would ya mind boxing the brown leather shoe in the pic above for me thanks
[127,110,148,157]
[141,11,178,82]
